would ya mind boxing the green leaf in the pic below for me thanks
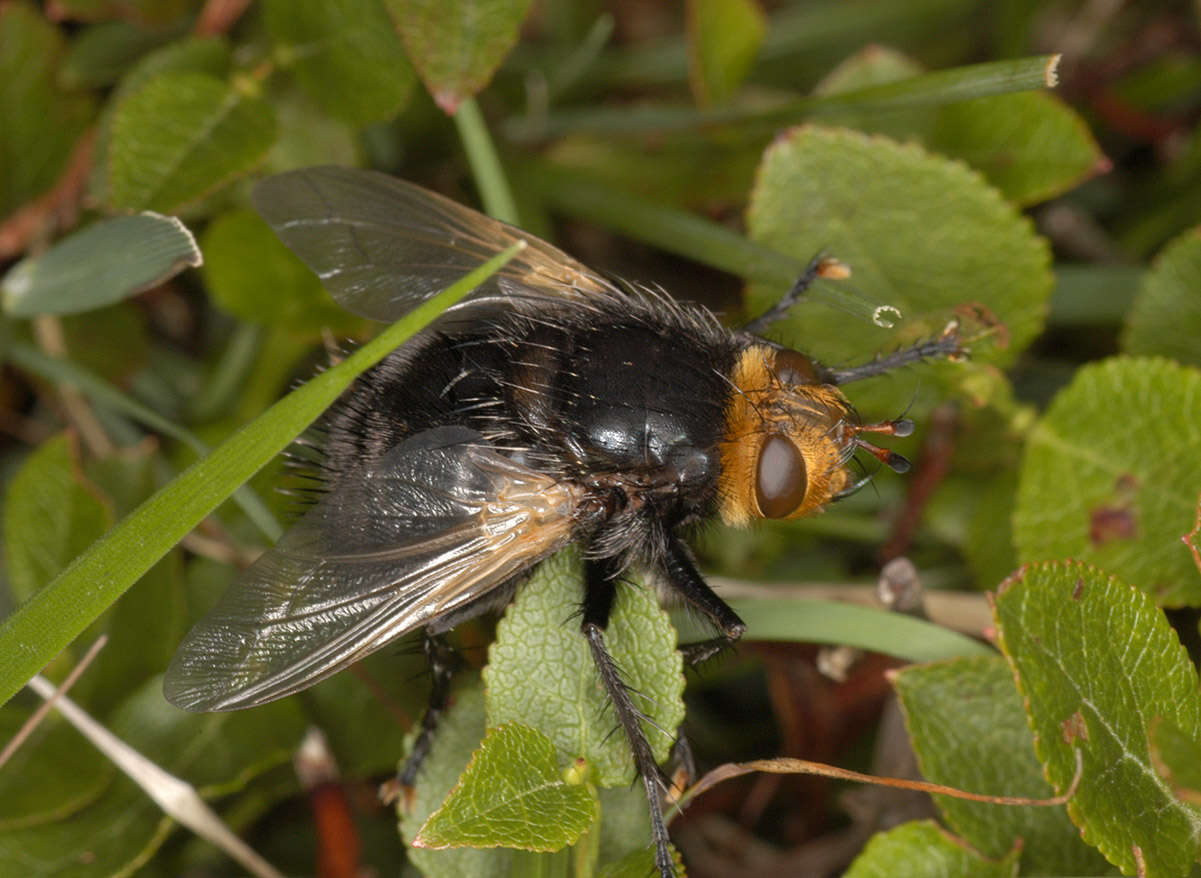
[993,561,1201,877]
[3,213,201,317]
[484,550,686,788]
[389,0,533,114]
[844,820,1019,878]
[1150,718,1201,807]
[0,3,95,218]
[416,724,597,851]
[1121,226,1201,368]
[595,785,653,866]
[264,0,415,127]
[0,677,306,877]
[88,36,233,206]
[894,656,1113,874]
[0,763,168,876]
[264,90,361,172]
[0,243,523,708]
[598,844,681,878]
[111,36,231,97]
[686,0,766,105]
[928,91,1107,206]
[3,435,110,605]
[201,209,360,333]
[1014,357,1201,605]
[109,678,307,794]
[400,681,515,877]
[107,71,276,212]
[0,709,113,830]
[60,20,178,89]
[745,126,1051,394]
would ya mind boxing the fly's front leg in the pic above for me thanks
[822,320,963,386]
[583,556,678,878]
[660,535,746,666]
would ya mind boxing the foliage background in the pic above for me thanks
[2,1,1201,876]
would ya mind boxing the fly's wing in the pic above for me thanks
[164,427,582,711]
[251,165,619,322]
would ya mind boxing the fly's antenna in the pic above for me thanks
[849,418,914,474]
[742,252,849,334]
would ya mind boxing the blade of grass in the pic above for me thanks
[5,340,283,542]
[505,54,1061,141]
[521,160,799,287]
[455,97,520,224]
[0,242,525,708]
[518,161,887,323]
[732,598,994,662]
[189,322,263,423]
[541,0,977,91]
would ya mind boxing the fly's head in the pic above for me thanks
[717,345,912,526]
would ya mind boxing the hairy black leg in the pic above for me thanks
[397,633,458,792]
[661,535,747,666]
[583,557,676,878]
[822,321,962,385]
[741,251,829,334]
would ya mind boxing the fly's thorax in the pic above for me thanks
[718,344,856,526]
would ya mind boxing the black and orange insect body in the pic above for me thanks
[164,166,960,878]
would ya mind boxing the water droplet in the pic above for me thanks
[872,305,902,328]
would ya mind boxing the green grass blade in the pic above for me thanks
[0,242,525,708]
[519,161,884,323]
[455,97,520,224]
[675,598,994,663]
[506,54,1060,141]
[521,160,799,287]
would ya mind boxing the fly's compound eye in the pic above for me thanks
[755,433,808,518]
[774,349,818,386]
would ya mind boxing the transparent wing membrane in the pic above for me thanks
[252,166,617,321]
[164,428,581,711]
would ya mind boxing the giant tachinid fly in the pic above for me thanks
[164,165,960,877]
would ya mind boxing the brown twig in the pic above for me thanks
[678,747,1084,814]
[193,0,253,36]
[0,634,108,770]
[0,127,95,260]
[32,315,114,458]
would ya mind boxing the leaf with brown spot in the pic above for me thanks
[994,561,1201,877]
[1015,358,1201,606]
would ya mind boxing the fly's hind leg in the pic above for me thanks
[583,556,678,878]
[391,580,517,805]
[395,633,459,803]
